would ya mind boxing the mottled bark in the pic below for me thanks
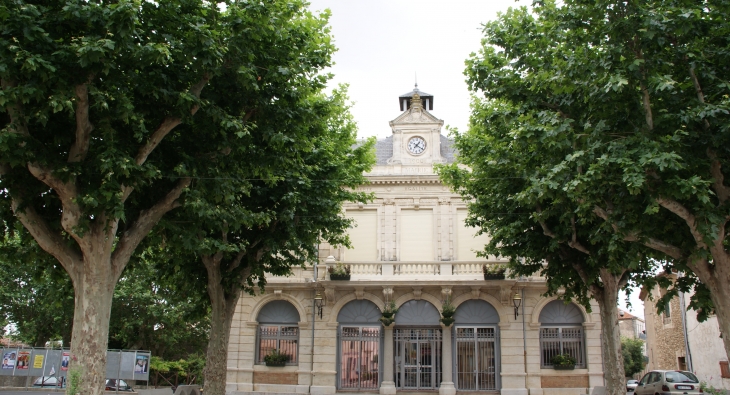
[591,271,625,395]
[202,254,246,395]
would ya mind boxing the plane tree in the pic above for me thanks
[441,0,730,393]
[160,85,374,395]
[0,1,345,393]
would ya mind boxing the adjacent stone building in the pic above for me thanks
[641,273,730,391]
[224,87,607,395]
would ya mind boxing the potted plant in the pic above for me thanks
[483,264,506,280]
[440,298,456,326]
[379,301,398,326]
[263,349,288,367]
[551,353,576,370]
[328,262,351,280]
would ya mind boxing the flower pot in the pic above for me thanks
[440,317,455,327]
[329,274,351,281]
[484,273,505,280]
[553,364,575,370]
[265,360,286,367]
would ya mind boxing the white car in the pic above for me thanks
[626,379,639,392]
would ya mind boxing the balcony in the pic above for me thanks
[266,257,543,283]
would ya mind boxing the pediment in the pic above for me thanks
[391,106,441,125]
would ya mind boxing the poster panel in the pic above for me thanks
[1,349,18,376]
[132,352,150,380]
[106,350,122,379]
[27,349,47,378]
[11,350,32,376]
[44,350,63,377]
[61,351,70,372]
[118,351,136,380]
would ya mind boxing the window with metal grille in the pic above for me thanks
[539,326,585,368]
[256,325,299,365]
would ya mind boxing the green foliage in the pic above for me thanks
[551,353,577,367]
[440,298,456,327]
[621,337,646,377]
[263,349,288,364]
[66,366,82,395]
[483,264,506,275]
[0,226,74,346]
[379,301,398,326]
[700,382,726,395]
[328,262,351,276]
[149,354,205,386]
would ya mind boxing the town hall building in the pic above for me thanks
[224,87,606,395]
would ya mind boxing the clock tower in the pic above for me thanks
[383,85,446,171]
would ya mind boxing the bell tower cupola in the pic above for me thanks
[399,84,434,111]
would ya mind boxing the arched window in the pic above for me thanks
[337,300,382,390]
[256,300,300,365]
[538,300,585,368]
[454,300,500,391]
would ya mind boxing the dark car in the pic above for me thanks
[105,378,134,392]
[33,376,65,388]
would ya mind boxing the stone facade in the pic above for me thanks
[225,87,606,395]
[642,276,730,391]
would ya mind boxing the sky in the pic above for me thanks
[306,0,645,319]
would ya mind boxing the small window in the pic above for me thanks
[256,300,300,365]
[257,325,299,364]
[720,361,730,379]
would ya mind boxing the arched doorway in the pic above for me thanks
[453,299,500,391]
[337,300,382,390]
[394,300,442,390]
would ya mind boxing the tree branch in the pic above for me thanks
[68,81,95,163]
[111,177,191,278]
[26,163,83,241]
[226,249,247,273]
[1,78,30,137]
[568,215,591,255]
[708,153,730,204]
[133,74,210,167]
[688,65,711,130]
[656,197,708,249]
[11,198,82,277]
[593,204,684,259]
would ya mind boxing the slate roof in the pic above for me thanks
[399,89,434,98]
[368,134,456,165]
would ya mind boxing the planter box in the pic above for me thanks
[329,274,351,281]
[265,360,287,367]
[484,273,506,280]
[553,365,575,370]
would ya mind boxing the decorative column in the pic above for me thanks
[380,324,396,395]
[439,286,456,395]
[380,287,396,395]
[439,327,456,395]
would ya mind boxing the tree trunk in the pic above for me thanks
[68,254,117,395]
[592,272,625,395]
[202,255,242,395]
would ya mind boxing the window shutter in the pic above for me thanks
[720,361,730,379]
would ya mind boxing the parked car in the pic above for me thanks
[626,379,639,392]
[33,376,65,388]
[635,370,701,394]
[105,378,134,392]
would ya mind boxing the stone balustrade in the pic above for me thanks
[265,258,532,283]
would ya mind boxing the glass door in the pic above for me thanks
[455,327,497,391]
[395,328,442,390]
[339,326,380,390]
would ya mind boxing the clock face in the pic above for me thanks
[407,136,426,155]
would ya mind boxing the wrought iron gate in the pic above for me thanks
[339,326,381,390]
[394,328,442,390]
[455,327,497,390]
